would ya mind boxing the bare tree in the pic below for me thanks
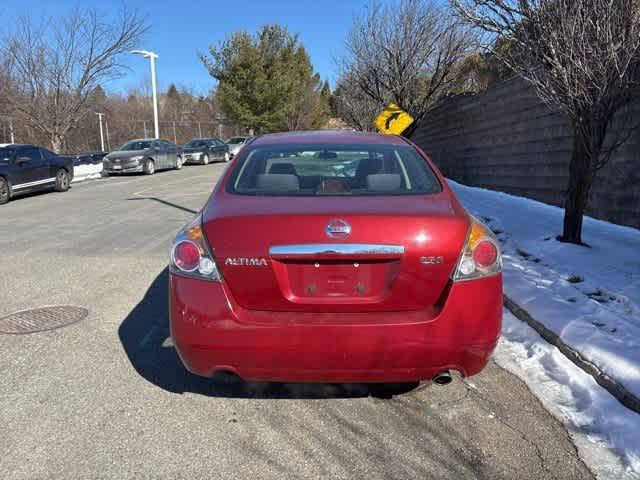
[331,72,379,132]
[286,74,329,131]
[2,8,147,152]
[343,0,477,128]
[453,0,640,244]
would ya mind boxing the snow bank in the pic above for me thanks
[449,180,640,401]
[73,163,103,182]
[495,310,640,478]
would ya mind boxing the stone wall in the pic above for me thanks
[409,76,640,228]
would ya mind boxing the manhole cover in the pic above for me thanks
[0,306,88,334]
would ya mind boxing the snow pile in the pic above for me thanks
[495,310,640,478]
[449,180,640,401]
[73,163,103,182]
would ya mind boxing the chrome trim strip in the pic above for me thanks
[269,243,405,257]
[13,177,56,189]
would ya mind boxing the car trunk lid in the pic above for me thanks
[203,194,468,313]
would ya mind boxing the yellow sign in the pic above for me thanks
[374,103,414,135]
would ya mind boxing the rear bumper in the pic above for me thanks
[169,274,502,383]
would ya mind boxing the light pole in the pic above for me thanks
[96,113,105,151]
[131,49,160,139]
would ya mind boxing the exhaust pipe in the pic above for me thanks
[432,370,453,386]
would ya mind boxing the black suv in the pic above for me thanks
[0,144,74,205]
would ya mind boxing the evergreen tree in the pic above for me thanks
[200,25,326,132]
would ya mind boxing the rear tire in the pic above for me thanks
[54,169,70,192]
[144,159,155,175]
[0,177,10,204]
[202,154,209,165]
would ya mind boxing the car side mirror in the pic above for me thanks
[16,156,30,164]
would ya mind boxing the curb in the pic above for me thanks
[72,173,103,183]
[504,295,640,415]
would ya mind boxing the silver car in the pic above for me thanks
[225,136,252,159]
[103,139,183,175]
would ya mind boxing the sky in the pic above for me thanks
[1,0,369,95]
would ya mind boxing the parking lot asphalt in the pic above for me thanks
[0,165,593,479]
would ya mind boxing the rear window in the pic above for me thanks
[41,149,56,159]
[227,144,441,196]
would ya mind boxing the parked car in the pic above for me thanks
[103,139,182,175]
[182,138,230,165]
[169,131,502,385]
[70,151,108,166]
[0,144,74,205]
[225,136,252,159]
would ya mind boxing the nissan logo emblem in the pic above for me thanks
[325,218,351,240]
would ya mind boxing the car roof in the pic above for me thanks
[128,138,177,142]
[251,130,408,147]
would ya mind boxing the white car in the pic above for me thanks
[225,136,252,159]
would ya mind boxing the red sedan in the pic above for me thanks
[169,131,502,385]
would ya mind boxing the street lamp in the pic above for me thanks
[131,49,160,139]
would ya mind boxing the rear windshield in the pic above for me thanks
[226,137,246,144]
[227,144,441,196]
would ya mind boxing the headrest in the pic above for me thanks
[256,174,300,192]
[269,163,297,175]
[366,174,401,191]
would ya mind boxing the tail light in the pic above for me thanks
[170,215,222,281]
[453,216,501,282]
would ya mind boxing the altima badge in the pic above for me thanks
[225,258,268,266]
[325,218,351,240]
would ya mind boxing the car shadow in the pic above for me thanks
[118,267,419,399]
[127,196,198,214]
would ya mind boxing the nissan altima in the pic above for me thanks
[169,131,502,385]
